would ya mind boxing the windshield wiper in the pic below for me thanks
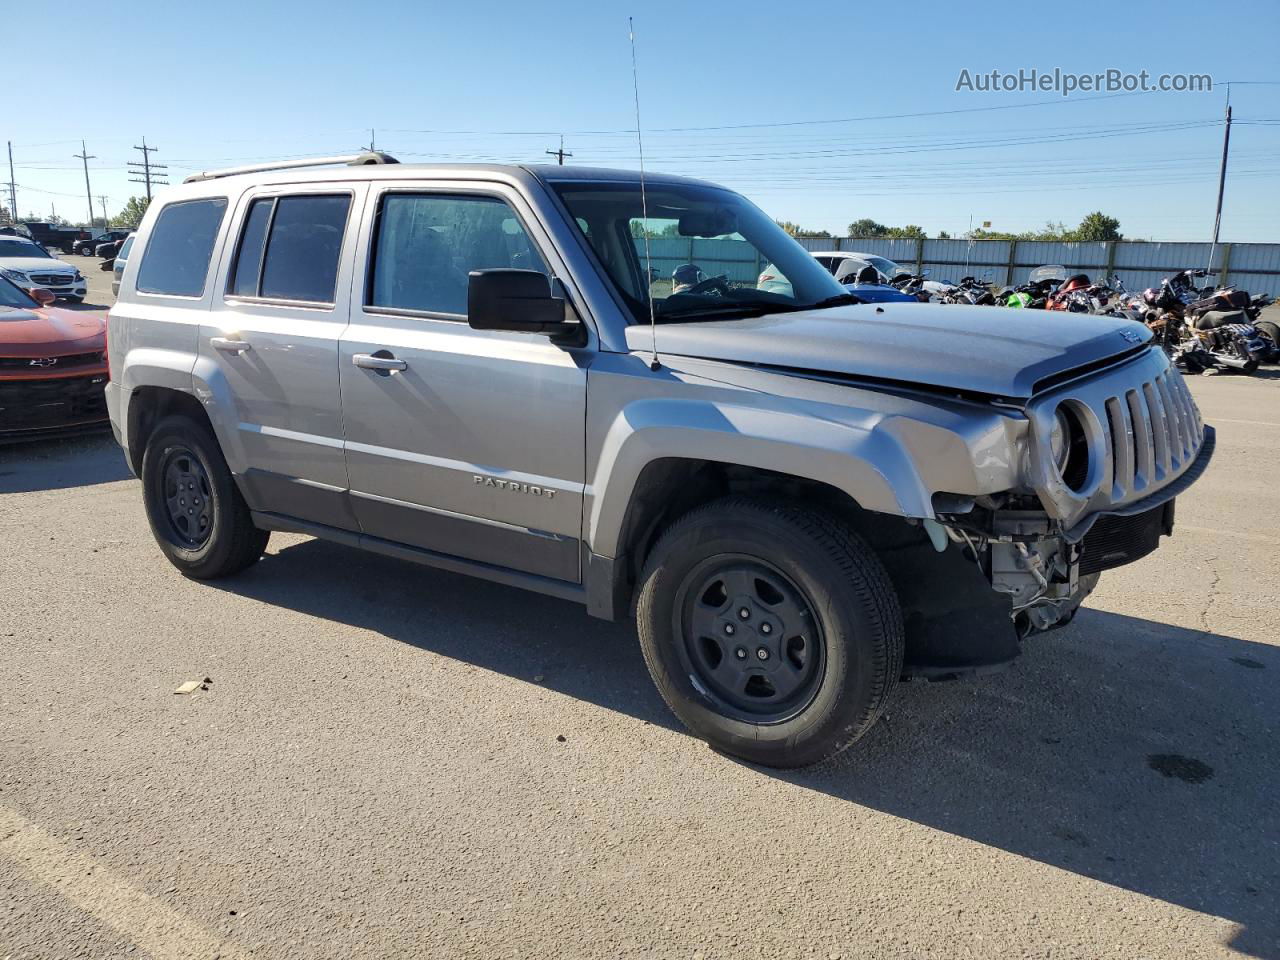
[656,301,801,322]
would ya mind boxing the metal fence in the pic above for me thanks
[794,236,1280,295]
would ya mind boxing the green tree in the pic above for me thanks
[846,218,887,237]
[775,220,831,238]
[1074,211,1123,241]
[885,224,926,239]
[113,196,151,229]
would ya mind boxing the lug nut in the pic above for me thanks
[738,607,750,620]
[724,623,735,636]
[760,623,773,635]
[734,647,748,660]
[756,647,770,661]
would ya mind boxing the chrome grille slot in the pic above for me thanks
[1142,382,1170,480]
[1126,389,1153,490]
[1158,373,1190,465]
[1105,396,1134,498]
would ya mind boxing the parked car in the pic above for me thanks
[75,230,132,257]
[107,233,135,297]
[107,154,1211,768]
[0,235,87,302]
[16,221,90,255]
[760,251,917,303]
[0,276,108,441]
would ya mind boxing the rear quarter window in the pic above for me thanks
[135,198,228,297]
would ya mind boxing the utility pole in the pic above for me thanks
[5,141,16,226]
[128,137,167,200]
[98,195,110,230]
[545,135,573,166]
[368,128,376,152]
[1207,98,1232,274]
[73,140,95,228]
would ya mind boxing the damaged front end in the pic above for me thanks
[895,345,1214,679]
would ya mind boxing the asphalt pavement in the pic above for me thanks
[1,263,1278,959]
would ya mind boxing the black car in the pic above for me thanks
[74,231,131,257]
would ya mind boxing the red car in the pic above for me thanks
[0,277,109,442]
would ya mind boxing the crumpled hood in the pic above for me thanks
[0,306,105,356]
[0,256,78,276]
[625,301,1151,398]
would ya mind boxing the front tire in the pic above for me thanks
[140,414,268,579]
[636,498,904,768]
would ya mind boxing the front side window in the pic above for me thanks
[368,193,548,317]
[228,194,351,303]
[552,181,846,324]
[135,198,228,297]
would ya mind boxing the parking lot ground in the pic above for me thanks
[2,372,1279,959]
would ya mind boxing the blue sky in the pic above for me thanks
[9,0,1279,241]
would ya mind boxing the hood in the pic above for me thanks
[626,301,1151,399]
[0,306,106,356]
[0,256,77,275]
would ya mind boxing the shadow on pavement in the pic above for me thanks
[217,535,1279,958]
[0,431,130,493]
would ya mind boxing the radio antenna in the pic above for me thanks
[629,16,660,371]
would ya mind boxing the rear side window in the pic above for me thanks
[368,194,548,317]
[229,194,351,303]
[134,198,227,297]
[117,236,134,260]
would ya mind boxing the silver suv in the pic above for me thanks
[106,153,1212,768]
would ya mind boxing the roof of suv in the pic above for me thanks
[171,159,722,196]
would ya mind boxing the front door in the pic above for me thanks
[338,185,587,582]
[201,184,365,529]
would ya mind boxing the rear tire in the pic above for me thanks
[140,414,268,579]
[635,498,904,768]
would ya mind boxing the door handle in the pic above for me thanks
[211,336,252,355]
[353,352,408,373]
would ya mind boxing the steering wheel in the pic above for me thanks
[685,274,732,296]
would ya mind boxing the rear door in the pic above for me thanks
[199,183,365,529]
[338,182,588,582]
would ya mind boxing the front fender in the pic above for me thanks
[586,396,926,559]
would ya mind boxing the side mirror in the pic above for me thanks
[467,269,578,340]
[28,287,55,307]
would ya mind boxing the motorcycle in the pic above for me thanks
[1144,269,1277,373]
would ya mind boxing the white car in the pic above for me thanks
[758,251,909,296]
[0,235,87,302]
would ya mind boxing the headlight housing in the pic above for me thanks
[1,268,30,284]
[1050,408,1070,472]
[1051,403,1090,492]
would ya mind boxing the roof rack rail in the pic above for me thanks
[183,151,399,184]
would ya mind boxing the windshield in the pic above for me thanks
[865,256,903,280]
[551,180,846,323]
[0,275,38,308]
[1028,264,1067,284]
[0,238,52,259]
